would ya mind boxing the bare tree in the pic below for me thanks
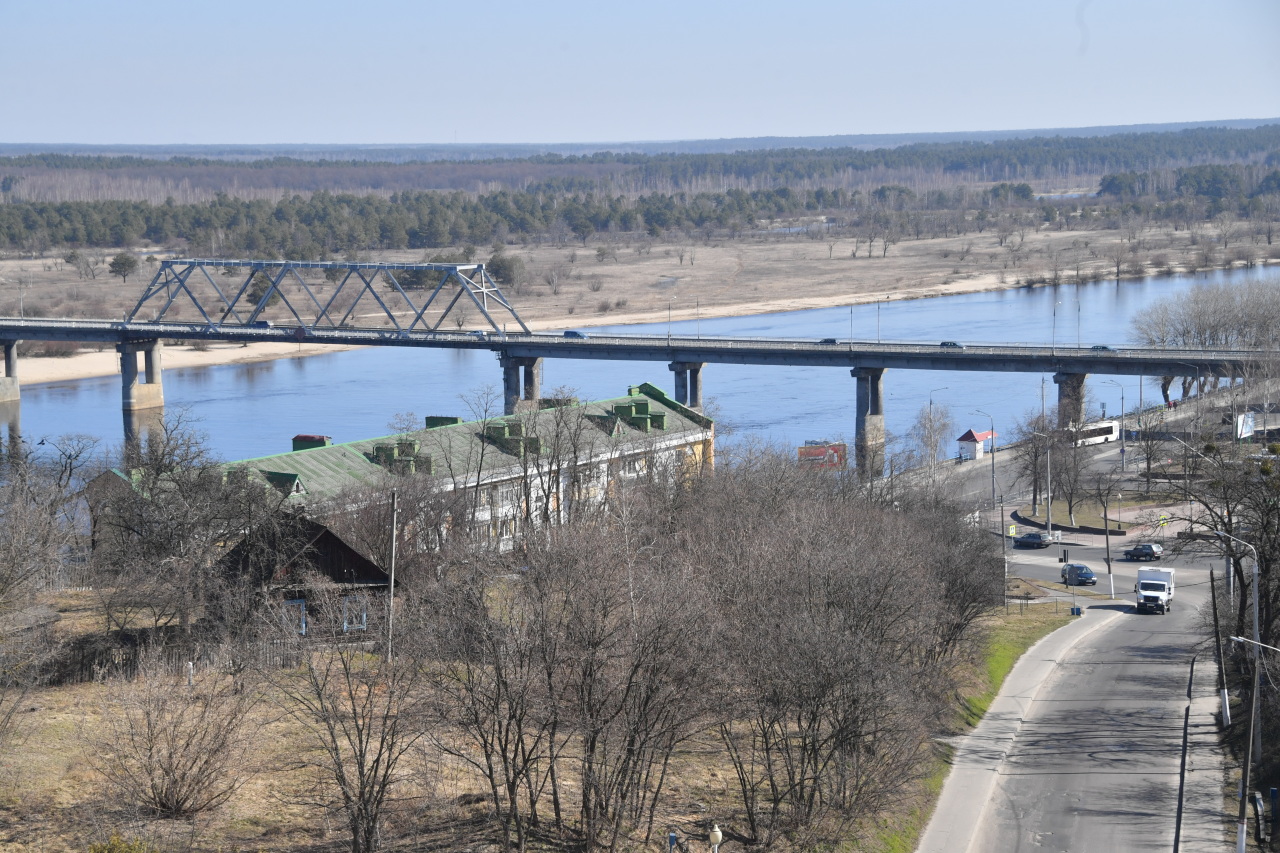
[270,598,432,853]
[94,647,260,818]
[89,413,295,641]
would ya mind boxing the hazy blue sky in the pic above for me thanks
[2,0,1277,145]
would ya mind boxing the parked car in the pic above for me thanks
[563,330,589,339]
[1061,563,1097,585]
[1015,531,1053,548]
[1124,543,1164,561]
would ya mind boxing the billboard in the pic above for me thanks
[798,441,848,470]
[1237,412,1256,439]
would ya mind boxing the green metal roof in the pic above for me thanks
[230,383,712,506]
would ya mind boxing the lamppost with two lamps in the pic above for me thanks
[1212,530,1262,853]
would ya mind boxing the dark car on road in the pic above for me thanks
[1124,543,1164,561]
[1015,531,1053,548]
[1062,563,1097,585]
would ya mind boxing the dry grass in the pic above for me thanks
[4,594,1082,853]
[0,225,1272,340]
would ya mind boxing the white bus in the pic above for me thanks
[1073,420,1119,447]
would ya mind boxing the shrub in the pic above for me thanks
[88,836,157,853]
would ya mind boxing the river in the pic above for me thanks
[14,266,1278,463]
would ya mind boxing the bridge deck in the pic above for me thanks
[0,317,1261,377]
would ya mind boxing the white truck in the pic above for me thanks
[1134,568,1176,614]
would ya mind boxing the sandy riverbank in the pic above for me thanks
[15,272,1009,387]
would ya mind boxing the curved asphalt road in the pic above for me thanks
[919,536,1231,853]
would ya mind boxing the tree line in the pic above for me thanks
[3,124,1278,197]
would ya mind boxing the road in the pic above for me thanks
[918,533,1232,853]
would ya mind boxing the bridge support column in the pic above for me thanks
[522,357,542,404]
[853,367,886,480]
[118,340,165,412]
[1054,372,1086,429]
[0,401,18,459]
[0,340,19,404]
[668,362,704,408]
[500,355,542,415]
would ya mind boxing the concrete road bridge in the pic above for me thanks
[0,259,1270,475]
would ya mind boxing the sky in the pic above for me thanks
[1,0,1278,146]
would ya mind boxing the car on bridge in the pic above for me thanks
[939,340,965,349]
[563,330,589,339]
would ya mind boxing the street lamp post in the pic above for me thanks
[1105,379,1126,470]
[973,408,997,504]
[1032,429,1054,534]
[928,387,948,470]
[667,296,676,343]
[1214,530,1261,853]
[974,409,1005,568]
[1051,299,1062,354]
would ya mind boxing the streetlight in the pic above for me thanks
[709,824,723,853]
[928,386,948,466]
[667,296,676,343]
[972,408,997,504]
[1214,530,1261,853]
[1232,636,1280,654]
[1104,379,1126,469]
[973,408,1005,570]
[1032,429,1054,535]
[1051,299,1063,354]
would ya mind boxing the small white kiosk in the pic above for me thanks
[956,428,996,461]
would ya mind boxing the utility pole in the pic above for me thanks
[386,489,398,663]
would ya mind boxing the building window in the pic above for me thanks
[284,599,307,636]
[342,595,368,632]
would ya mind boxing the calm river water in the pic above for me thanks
[16,266,1279,462]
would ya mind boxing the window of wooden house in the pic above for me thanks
[342,595,368,632]
[284,599,307,636]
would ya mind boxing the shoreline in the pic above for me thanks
[13,262,1273,387]
[14,272,1014,387]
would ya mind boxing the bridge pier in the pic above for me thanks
[1054,372,1086,429]
[501,355,542,415]
[0,400,19,459]
[118,340,165,412]
[0,341,19,404]
[853,367,886,479]
[668,362,704,408]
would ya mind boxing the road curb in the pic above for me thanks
[916,604,1124,853]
